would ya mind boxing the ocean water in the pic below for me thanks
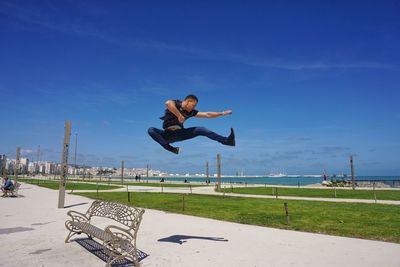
[131,176,400,186]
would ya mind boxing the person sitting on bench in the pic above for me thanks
[1,176,14,197]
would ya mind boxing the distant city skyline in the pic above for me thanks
[0,156,382,178]
[1,1,399,175]
[1,155,167,177]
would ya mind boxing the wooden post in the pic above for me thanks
[15,147,21,184]
[350,155,356,190]
[275,187,278,199]
[334,187,337,198]
[96,182,99,198]
[189,184,192,194]
[373,182,377,203]
[206,161,209,180]
[127,184,130,203]
[284,202,290,224]
[121,160,124,185]
[217,154,221,192]
[58,120,71,209]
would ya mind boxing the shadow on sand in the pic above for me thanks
[158,234,228,245]
[64,202,89,209]
[75,237,148,266]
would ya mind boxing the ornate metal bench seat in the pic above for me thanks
[65,200,145,266]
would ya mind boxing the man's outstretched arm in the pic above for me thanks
[195,110,233,118]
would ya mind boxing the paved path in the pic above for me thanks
[1,183,399,267]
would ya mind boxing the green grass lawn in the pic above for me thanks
[220,186,400,201]
[101,181,207,188]
[19,178,122,190]
[76,191,400,244]
[19,177,205,189]
[66,178,208,188]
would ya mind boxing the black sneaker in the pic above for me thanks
[163,144,180,154]
[172,147,180,154]
[226,128,235,146]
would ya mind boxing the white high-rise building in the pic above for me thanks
[20,158,29,174]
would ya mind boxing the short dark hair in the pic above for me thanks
[185,94,198,102]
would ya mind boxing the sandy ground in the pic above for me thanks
[1,183,399,267]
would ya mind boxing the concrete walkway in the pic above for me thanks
[1,183,400,267]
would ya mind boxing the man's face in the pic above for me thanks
[183,99,198,112]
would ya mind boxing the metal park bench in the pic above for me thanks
[2,182,21,197]
[65,200,145,266]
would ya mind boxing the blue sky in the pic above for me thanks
[1,1,399,175]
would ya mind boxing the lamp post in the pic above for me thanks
[36,145,40,175]
[74,132,78,177]
[121,160,124,185]
[350,155,356,190]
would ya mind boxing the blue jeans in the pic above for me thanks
[148,127,227,151]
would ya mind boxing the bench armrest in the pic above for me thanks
[67,210,89,223]
[104,224,137,257]
[105,225,134,241]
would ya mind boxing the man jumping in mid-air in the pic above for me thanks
[148,94,235,154]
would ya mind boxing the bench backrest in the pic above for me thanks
[86,200,144,230]
[14,183,21,191]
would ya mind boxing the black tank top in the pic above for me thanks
[160,99,198,129]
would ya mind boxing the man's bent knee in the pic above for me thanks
[148,127,156,135]
[194,126,208,132]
